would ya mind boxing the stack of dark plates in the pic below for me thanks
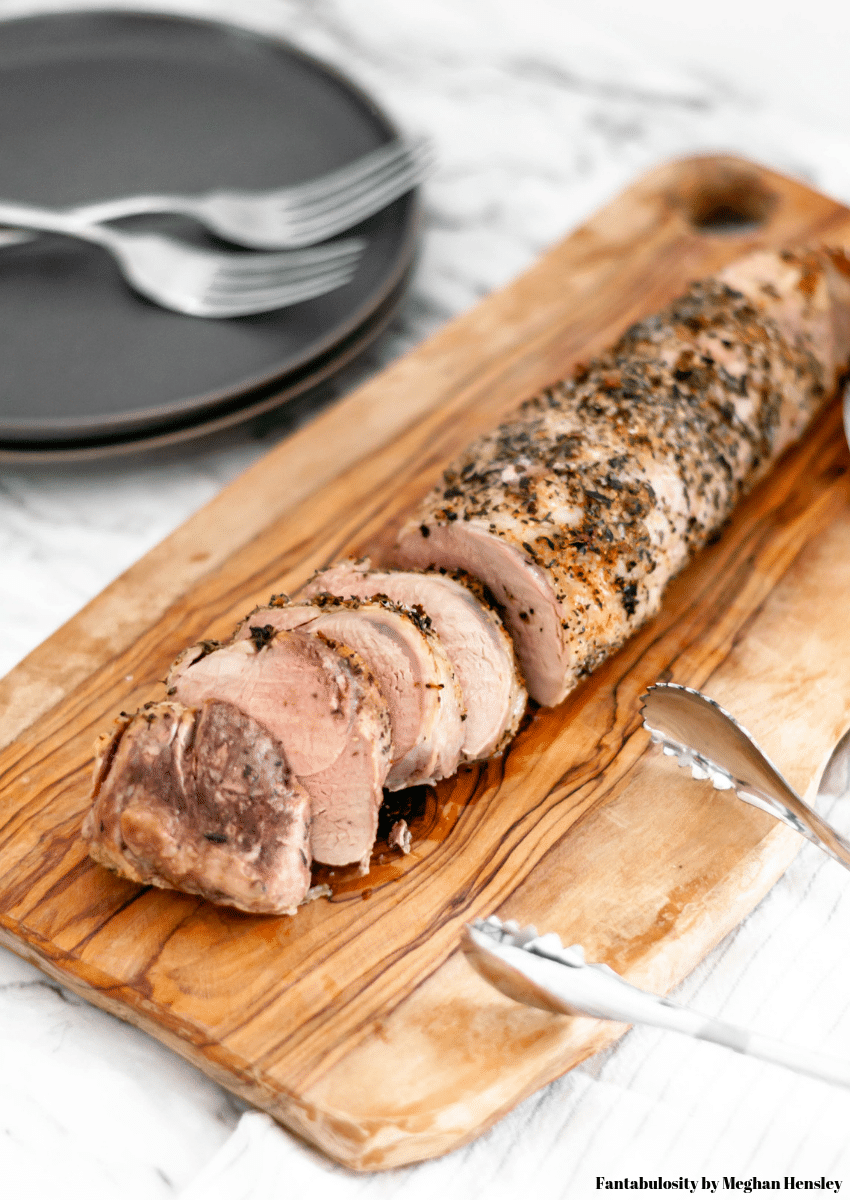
[0,5,419,462]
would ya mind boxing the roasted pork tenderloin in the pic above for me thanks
[168,627,392,867]
[303,560,527,760]
[82,699,313,914]
[233,594,466,789]
[83,245,850,913]
[396,248,850,706]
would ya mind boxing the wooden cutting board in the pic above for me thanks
[3,155,850,1171]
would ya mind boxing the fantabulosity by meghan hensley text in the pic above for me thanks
[595,1178,842,1193]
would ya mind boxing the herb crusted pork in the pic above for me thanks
[396,248,850,705]
[304,561,527,761]
[83,246,850,912]
[233,594,467,789]
[168,628,392,869]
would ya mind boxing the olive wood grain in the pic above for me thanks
[2,155,850,1169]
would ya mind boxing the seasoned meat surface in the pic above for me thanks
[235,595,465,790]
[83,245,850,916]
[397,248,850,705]
[82,700,312,914]
[169,629,392,866]
[304,560,527,760]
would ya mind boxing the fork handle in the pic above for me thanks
[58,194,186,224]
[0,200,122,247]
[0,194,188,250]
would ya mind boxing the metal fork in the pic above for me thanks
[0,136,433,252]
[0,199,364,317]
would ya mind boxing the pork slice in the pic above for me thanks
[395,522,566,705]
[169,629,392,866]
[233,596,465,790]
[395,247,850,706]
[305,559,527,760]
[82,699,313,914]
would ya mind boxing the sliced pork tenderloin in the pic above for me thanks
[304,559,527,760]
[396,247,850,706]
[82,699,313,914]
[233,595,465,790]
[168,629,392,866]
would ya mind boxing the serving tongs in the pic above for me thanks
[462,685,850,1088]
[640,682,850,871]
[462,917,850,1088]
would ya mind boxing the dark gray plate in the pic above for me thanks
[0,6,418,442]
[0,268,411,462]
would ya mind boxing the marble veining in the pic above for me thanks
[3,0,850,1195]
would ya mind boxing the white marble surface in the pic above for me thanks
[4,1,850,1196]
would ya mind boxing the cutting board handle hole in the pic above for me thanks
[681,170,777,236]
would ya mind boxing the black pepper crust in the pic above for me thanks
[411,263,834,684]
[270,589,435,635]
